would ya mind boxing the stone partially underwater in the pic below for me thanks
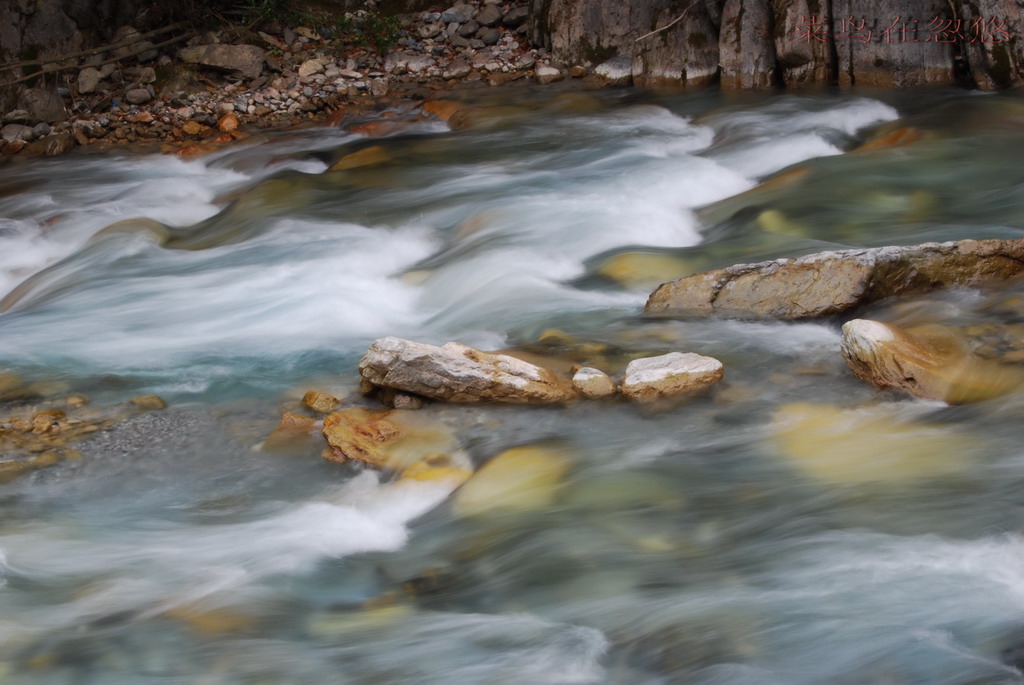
[645,238,1024,320]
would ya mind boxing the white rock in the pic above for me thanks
[594,55,634,86]
[535,63,563,85]
[572,367,617,399]
[358,337,577,404]
[621,352,724,402]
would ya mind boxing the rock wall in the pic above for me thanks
[0,0,149,110]
[528,0,1024,88]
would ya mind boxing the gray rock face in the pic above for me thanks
[646,239,1024,320]
[621,352,724,403]
[833,0,953,87]
[17,87,67,124]
[961,0,1024,89]
[178,44,265,79]
[719,0,775,89]
[358,337,577,404]
[528,0,1022,88]
[529,0,720,88]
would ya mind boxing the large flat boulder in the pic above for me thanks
[646,238,1024,320]
[177,44,265,79]
[358,337,576,404]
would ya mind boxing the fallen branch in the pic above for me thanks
[0,32,195,89]
[0,22,189,73]
[634,2,699,42]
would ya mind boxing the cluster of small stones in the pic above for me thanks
[0,372,168,484]
[1,1,592,161]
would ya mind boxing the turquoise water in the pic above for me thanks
[2,86,1024,683]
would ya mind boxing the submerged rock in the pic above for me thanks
[770,402,972,485]
[646,238,1024,320]
[302,390,341,414]
[453,444,572,517]
[130,395,168,410]
[321,407,465,471]
[840,319,1024,404]
[621,352,724,403]
[358,337,576,405]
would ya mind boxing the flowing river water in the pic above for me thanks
[3,86,1024,684]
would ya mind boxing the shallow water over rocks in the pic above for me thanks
[3,86,1024,684]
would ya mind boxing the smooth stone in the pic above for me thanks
[572,367,617,399]
[1,124,34,143]
[453,445,572,517]
[130,395,168,410]
[475,4,502,26]
[535,64,563,85]
[840,319,1024,404]
[125,88,152,105]
[358,337,576,405]
[477,28,501,45]
[621,352,724,403]
[78,67,102,94]
[770,402,971,485]
[298,58,324,78]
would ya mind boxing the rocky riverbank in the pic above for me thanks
[1,1,607,161]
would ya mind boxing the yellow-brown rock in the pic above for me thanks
[646,238,1024,320]
[130,395,168,410]
[302,390,341,414]
[329,145,390,171]
[263,412,319,452]
[770,402,972,485]
[0,460,32,484]
[453,444,572,517]
[321,407,461,470]
[216,112,239,133]
[181,121,208,136]
[31,410,66,434]
[840,319,1024,403]
[421,100,464,122]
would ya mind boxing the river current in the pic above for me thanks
[2,86,1024,684]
